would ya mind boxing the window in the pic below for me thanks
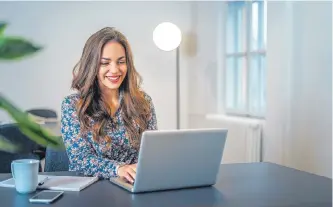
[224,0,267,118]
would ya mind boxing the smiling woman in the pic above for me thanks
[61,27,158,182]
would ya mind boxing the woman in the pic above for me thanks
[61,27,157,183]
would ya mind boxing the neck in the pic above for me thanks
[102,89,119,107]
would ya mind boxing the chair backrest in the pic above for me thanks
[26,109,58,119]
[44,147,69,172]
[0,152,41,173]
[0,123,43,173]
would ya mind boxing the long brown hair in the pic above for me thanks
[71,27,150,149]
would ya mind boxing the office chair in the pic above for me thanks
[44,147,69,172]
[0,123,43,173]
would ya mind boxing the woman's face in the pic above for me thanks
[98,41,127,92]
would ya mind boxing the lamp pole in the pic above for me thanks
[176,47,180,130]
[153,22,182,130]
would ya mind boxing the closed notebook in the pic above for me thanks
[0,175,98,192]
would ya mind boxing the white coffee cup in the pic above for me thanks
[11,159,40,194]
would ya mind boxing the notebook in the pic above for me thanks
[0,175,98,192]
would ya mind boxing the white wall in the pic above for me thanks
[185,1,224,126]
[265,1,332,178]
[0,1,193,130]
[187,1,223,117]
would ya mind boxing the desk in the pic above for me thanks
[0,162,331,207]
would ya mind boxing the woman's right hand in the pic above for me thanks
[117,164,137,183]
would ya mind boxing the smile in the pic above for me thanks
[106,76,121,83]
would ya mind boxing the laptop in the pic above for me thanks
[109,128,228,193]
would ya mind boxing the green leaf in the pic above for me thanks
[0,93,64,150]
[0,135,19,153]
[0,22,6,36]
[0,36,42,60]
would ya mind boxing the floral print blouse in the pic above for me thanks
[60,91,157,179]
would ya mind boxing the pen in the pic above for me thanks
[38,177,49,186]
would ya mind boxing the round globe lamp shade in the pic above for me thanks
[153,22,182,51]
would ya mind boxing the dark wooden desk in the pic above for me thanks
[0,162,331,207]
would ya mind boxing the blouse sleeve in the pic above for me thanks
[61,95,125,179]
[145,93,158,130]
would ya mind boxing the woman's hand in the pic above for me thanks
[117,164,137,183]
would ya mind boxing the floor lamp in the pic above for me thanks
[153,22,182,129]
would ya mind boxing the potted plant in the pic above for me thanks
[0,22,64,153]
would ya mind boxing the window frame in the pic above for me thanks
[222,0,267,119]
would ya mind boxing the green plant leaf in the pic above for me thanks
[0,22,6,36]
[0,36,42,60]
[0,93,64,150]
[0,135,19,153]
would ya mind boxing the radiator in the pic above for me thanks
[188,114,263,163]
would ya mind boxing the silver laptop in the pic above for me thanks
[109,128,228,193]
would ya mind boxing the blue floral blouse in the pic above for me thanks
[60,91,157,179]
